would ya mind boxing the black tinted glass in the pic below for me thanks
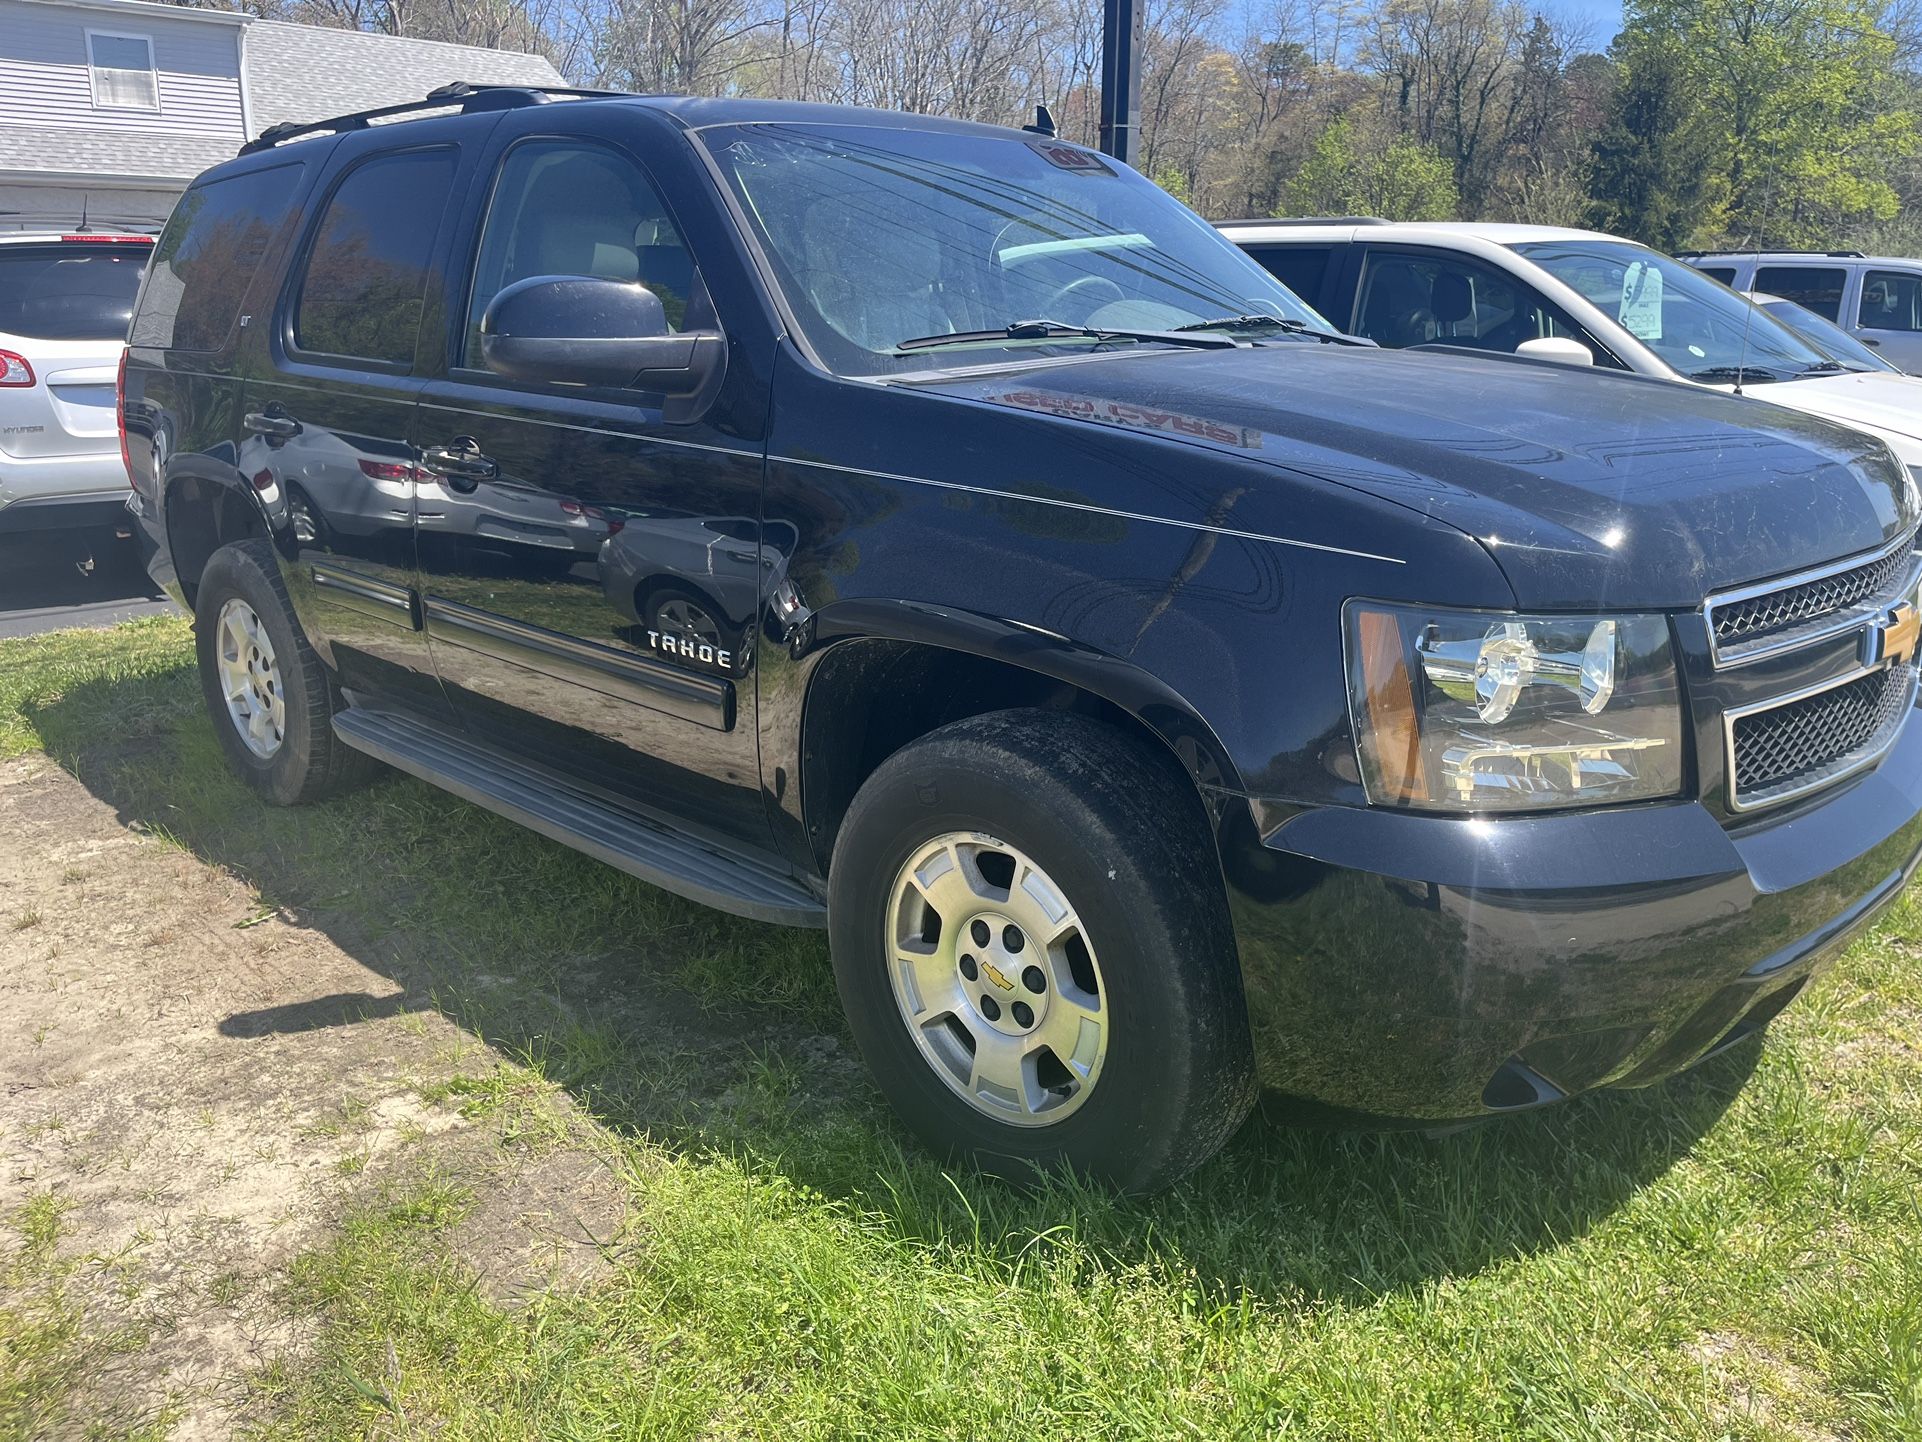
[1754,266,1846,321]
[1248,246,1330,305]
[295,149,456,364]
[1697,266,1738,285]
[0,244,150,341]
[133,164,301,352]
[1860,270,1922,332]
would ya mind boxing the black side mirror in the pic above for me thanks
[479,275,722,396]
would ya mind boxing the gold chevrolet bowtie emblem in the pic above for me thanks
[1884,601,1921,667]
[979,959,1016,992]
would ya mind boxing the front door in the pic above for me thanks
[414,132,772,846]
[1348,247,1611,361]
[1855,267,1922,372]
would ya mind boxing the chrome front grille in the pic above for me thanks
[1706,530,1921,666]
[1707,527,1922,813]
[1728,663,1918,811]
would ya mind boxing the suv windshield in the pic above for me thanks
[1516,239,1829,383]
[703,123,1328,376]
[0,242,151,342]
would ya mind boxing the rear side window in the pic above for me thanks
[1859,269,1922,332]
[0,243,150,341]
[293,149,457,366]
[132,164,301,352]
[1696,266,1738,286]
[1246,246,1331,307]
[1755,265,1846,321]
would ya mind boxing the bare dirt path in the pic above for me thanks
[0,753,624,1438]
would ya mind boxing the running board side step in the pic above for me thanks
[331,708,826,928]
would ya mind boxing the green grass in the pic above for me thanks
[6,619,1922,1440]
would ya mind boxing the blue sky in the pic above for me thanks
[1551,0,1626,48]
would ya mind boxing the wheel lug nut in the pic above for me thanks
[959,954,978,981]
[980,994,1001,1021]
[970,919,991,947]
[1003,926,1025,953]
[1022,965,1046,994]
[1011,1001,1034,1028]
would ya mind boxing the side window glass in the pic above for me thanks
[1698,267,1738,286]
[1247,246,1330,307]
[463,141,693,367]
[133,163,302,352]
[1357,253,1573,352]
[293,148,457,365]
[1859,270,1922,332]
[1754,266,1846,321]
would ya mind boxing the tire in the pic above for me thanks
[828,709,1256,1192]
[193,538,373,806]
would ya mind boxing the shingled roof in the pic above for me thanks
[243,21,563,136]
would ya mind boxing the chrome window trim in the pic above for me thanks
[1704,530,1920,668]
[1722,659,1918,813]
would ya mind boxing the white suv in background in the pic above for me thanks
[1683,252,1922,373]
[0,233,154,537]
[1223,220,1922,471]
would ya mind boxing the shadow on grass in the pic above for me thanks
[24,659,1755,1307]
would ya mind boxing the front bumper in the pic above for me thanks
[1224,707,1922,1120]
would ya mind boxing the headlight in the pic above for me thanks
[1345,602,1685,812]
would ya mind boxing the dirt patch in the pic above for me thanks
[0,754,626,1438]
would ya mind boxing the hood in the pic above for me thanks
[907,344,1918,609]
[1742,370,1922,468]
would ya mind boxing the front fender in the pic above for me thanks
[802,596,1247,795]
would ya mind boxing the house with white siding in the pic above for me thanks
[0,0,563,232]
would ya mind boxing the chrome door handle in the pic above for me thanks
[420,438,498,491]
[243,410,301,439]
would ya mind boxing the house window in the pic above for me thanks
[87,32,159,111]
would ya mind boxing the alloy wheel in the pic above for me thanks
[215,597,285,759]
[885,832,1108,1125]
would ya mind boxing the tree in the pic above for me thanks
[1284,115,1458,218]
[1585,38,1726,249]
[1614,0,1918,247]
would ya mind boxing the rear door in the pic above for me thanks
[1240,243,1338,316]
[1754,263,1848,322]
[1854,265,1922,372]
[0,237,150,486]
[244,122,479,713]
[412,116,774,846]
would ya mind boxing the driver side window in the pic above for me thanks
[463,140,693,368]
[1355,251,1603,360]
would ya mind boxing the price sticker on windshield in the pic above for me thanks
[1620,260,1664,342]
[1028,141,1113,175]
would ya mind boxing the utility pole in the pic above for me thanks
[1098,0,1142,166]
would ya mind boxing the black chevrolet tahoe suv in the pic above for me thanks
[120,85,1922,1192]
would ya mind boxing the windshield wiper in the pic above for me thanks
[1689,365,1787,384]
[1173,314,1364,344]
[1797,361,1865,376]
[894,318,1238,354]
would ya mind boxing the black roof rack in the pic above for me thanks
[1676,249,1867,260]
[1215,215,1391,228]
[237,82,640,157]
